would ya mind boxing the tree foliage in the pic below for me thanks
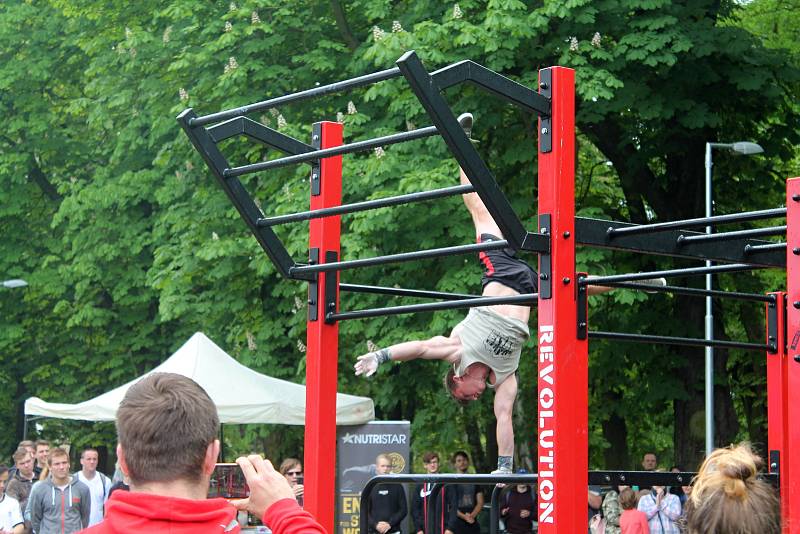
[0,0,797,472]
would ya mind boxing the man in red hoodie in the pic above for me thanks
[81,372,325,534]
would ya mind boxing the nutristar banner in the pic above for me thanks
[337,421,411,534]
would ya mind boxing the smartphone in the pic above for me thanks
[209,463,249,499]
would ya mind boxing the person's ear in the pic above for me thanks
[203,440,221,476]
[116,444,130,476]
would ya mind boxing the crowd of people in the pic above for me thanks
[1,371,781,534]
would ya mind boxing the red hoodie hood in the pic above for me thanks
[85,490,239,533]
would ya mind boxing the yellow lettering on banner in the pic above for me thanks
[342,496,360,514]
[350,515,359,527]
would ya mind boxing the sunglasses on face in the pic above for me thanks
[287,471,302,476]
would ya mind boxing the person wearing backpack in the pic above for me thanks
[73,448,110,526]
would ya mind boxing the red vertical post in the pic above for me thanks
[536,67,584,534]
[766,291,787,524]
[780,177,800,533]
[305,121,343,534]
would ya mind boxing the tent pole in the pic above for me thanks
[219,424,224,462]
[22,415,28,440]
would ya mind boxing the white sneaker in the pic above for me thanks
[637,277,667,293]
[457,112,474,138]
[491,466,513,475]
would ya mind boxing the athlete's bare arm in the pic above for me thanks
[354,335,462,377]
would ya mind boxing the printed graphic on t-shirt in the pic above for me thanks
[483,329,516,358]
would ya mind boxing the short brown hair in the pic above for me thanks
[117,373,218,485]
[278,458,301,476]
[12,448,31,464]
[685,443,780,534]
[422,452,439,464]
[619,488,638,510]
[17,440,34,451]
[47,448,69,466]
[34,440,49,449]
[443,368,470,406]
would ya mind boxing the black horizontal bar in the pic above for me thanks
[744,242,787,254]
[339,283,478,301]
[592,281,774,303]
[678,225,786,244]
[576,217,785,268]
[290,240,511,276]
[579,263,762,285]
[257,184,474,226]
[587,470,776,487]
[225,126,438,177]
[588,471,696,486]
[329,293,538,321]
[589,331,772,352]
[190,67,402,127]
[607,208,786,237]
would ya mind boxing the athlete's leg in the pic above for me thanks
[460,167,502,240]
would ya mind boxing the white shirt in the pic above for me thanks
[75,472,108,526]
[0,494,24,531]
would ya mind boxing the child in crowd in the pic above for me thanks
[619,488,649,534]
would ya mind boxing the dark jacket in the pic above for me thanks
[411,483,448,534]
[368,483,407,534]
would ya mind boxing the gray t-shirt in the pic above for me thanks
[452,306,530,387]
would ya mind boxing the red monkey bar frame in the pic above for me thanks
[305,121,343,534]
[769,177,800,533]
[536,66,585,532]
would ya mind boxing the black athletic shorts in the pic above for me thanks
[478,233,538,295]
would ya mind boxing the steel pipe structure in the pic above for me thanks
[189,67,402,127]
[589,331,774,352]
[606,207,786,237]
[224,125,439,177]
[593,280,775,302]
[339,283,478,301]
[290,239,510,276]
[678,225,786,245]
[578,263,763,286]
[329,293,538,321]
[257,184,474,226]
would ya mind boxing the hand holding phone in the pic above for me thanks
[234,455,296,519]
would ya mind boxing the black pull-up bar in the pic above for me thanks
[745,242,786,254]
[257,184,474,226]
[224,125,439,177]
[677,225,786,245]
[580,263,765,286]
[606,207,786,237]
[290,239,509,276]
[339,283,478,301]
[595,281,775,303]
[329,292,538,321]
[589,331,774,352]
[189,67,403,127]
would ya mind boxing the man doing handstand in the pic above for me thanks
[355,114,662,474]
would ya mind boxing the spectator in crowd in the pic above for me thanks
[366,454,407,534]
[6,449,36,534]
[618,488,649,534]
[81,372,324,534]
[636,452,658,496]
[447,451,484,534]
[499,471,536,534]
[667,467,686,510]
[601,484,629,534]
[412,452,447,534]
[637,475,681,534]
[8,444,39,481]
[278,458,304,505]
[74,448,111,526]
[33,442,49,477]
[588,487,602,534]
[684,443,779,534]
[0,464,24,534]
[27,447,91,534]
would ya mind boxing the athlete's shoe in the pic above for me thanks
[457,112,474,138]
[637,277,667,294]
[490,466,513,475]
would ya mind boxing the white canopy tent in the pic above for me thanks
[25,332,374,425]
